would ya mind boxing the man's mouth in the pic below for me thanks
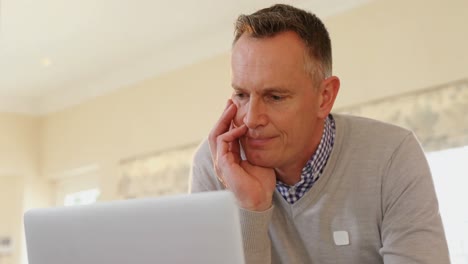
[244,136,276,148]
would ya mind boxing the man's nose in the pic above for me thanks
[243,98,268,129]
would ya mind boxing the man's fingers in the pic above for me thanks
[229,123,243,162]
[216,174,228,188]
[223,99,232,110]
[208,100,237,159]
[207,100,246,191]
[212,103,237,138]
[217,124,247,156]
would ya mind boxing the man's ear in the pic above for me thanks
[317,76,340,119]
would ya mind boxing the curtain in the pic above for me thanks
[117,144,197,199]
[336,79,468,152]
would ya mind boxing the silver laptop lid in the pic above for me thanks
[24,191,245,264]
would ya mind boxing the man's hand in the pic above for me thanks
[208,100,276,211]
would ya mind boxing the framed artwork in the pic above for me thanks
[117,143,199,199]
[336,79,468,152]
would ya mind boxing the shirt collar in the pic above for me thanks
[276,114,336,202]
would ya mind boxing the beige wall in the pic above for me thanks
[0,114,39,177]
[41,53,232,200]
[0,113,51,264]
[330,0,468,109]
[0,176,23,264]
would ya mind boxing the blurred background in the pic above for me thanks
[0,0,467,263]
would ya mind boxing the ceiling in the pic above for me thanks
[0,0,371,115]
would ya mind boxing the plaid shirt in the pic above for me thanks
[276,114,336,204]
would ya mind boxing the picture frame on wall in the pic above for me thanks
[117,143,199,199]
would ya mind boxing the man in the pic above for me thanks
[190,4,449,264]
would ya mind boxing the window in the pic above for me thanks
[426,145,468,264]
[63,188,100,206]
[53,164,100,207]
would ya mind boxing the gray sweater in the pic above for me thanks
[190,114,450,264]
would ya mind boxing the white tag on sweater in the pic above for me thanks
[333,231,350,246]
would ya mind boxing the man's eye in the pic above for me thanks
[235,93,247,99]
[270,95,284,101]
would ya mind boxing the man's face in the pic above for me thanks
[231,31,325,170]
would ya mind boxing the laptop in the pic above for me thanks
[24,191,245,264]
